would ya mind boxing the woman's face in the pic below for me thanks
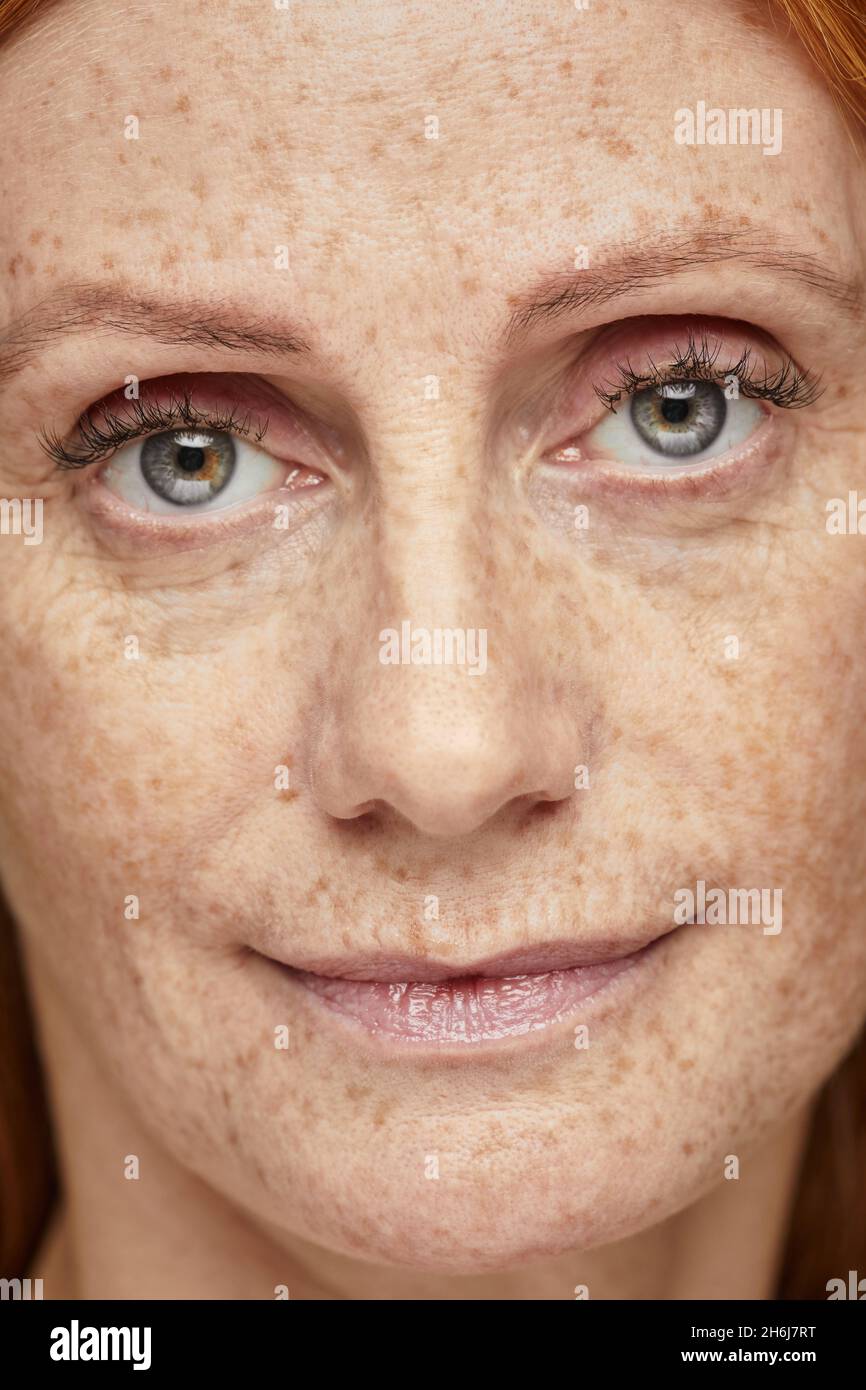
[1,0,865,1276]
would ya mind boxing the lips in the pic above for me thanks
[268,931,673,1046]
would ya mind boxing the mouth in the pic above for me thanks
[264,931,675,1048]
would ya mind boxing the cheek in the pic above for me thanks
[0,594,288,980]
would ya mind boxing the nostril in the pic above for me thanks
[531,798,563,819]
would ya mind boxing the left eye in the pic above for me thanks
[586,380,764,467]
[102,428,286,514]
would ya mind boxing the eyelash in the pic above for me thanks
[40,329,818,474]
[593,332,822,413]
[39,391,270,470]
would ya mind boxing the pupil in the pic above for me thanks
[176,444,205,473]
[661,399,691,425]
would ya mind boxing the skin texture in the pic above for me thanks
[1,0,865,1298]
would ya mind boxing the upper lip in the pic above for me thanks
[258,928,676,984]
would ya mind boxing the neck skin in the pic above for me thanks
[29,967,811,1301]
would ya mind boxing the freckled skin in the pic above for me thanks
[0,0,865,1299]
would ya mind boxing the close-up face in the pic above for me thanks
[1,0,865,1296]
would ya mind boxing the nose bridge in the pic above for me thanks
[345,477,517,791]
[377,466,488,630]
[362,389,500,656]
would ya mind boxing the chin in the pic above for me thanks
[259,1128,701,1276]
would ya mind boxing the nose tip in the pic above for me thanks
[310,676,577,840]
[350,733,534,838]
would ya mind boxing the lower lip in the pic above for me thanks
[288,947,655,1047]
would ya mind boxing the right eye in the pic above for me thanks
[102,427,287,515]
[585,379,764,469]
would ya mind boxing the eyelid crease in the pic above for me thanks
[39,389,271,470]
[593,330,823,414]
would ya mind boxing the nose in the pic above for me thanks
[308,500,580,841]
[312,655,576,839]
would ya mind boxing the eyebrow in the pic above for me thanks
[1,226,861,394]
[0,283,311,390]
[503,225,864,344]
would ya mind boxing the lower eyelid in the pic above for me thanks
[77,473,334,556]
[543,409,778,500]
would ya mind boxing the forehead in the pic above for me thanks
[0,0,857,366]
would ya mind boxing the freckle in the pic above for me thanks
[345,1084,371,1102]
[102,256,114,270]
[175,94,191,114]
[52,235,62,249]
[682,1140,695,1155]
[461,276,480,295]
[117,151,127,164]
[159,66,174,82]
[114,778,139,812]
[365,323,378,345]
[369,139,385,160]
[7,256,20,276]
[28,229,44,246]
[560,59,572,76]
[191,175,207,201]
[605,138,636,158]
[150,155,163,169]
[838,384,847,398]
